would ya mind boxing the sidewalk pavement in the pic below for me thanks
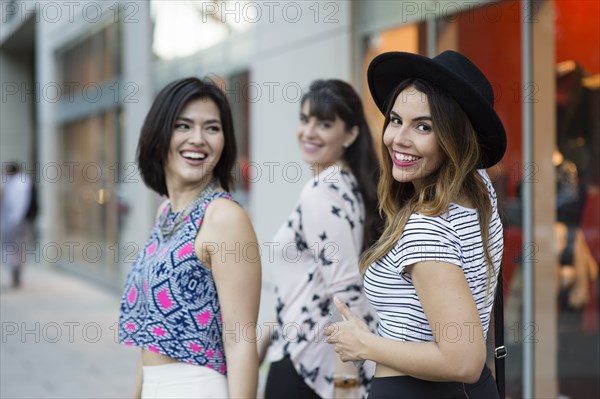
[1,263,138,399]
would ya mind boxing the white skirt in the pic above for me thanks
[142,363,228,399]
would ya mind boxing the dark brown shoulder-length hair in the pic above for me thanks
[301,79,384,251]
[137,77,237,196]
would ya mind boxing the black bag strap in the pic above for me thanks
[493,265,506,399]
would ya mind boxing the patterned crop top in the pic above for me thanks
[118,192,233,375]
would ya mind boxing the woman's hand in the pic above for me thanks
[324,296,372,362]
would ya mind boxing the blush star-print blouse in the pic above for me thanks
[266,166,378,399]
[118,192,234,375]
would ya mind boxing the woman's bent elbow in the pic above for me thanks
[455,359,485,384]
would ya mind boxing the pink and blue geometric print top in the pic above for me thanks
[118,192,233,375]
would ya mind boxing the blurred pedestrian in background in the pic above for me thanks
[0,162,33,288]
[258,79,383,399]
[118,77,261,398]
[325,51,506,398]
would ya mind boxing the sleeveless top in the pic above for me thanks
[118,192,233,375]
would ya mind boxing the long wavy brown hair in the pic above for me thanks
[359,78,495,294]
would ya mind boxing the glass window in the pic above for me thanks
[358,1,599,396]
[58,23,123,277]
[435,2,600,397]
[361,23,423,155]
[151,0,254,60]
[553,2,599,398]
[60,110,122,273]
[61,22,121,94]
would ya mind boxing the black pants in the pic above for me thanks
[265,356,321,399]
[369,365,499,399]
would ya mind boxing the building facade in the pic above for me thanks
[1,1,598,397]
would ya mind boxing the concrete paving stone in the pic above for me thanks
[1,263,138,399]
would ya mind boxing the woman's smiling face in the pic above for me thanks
[383,87,444,189]
[297,100,356,170]
[164,97,225,191]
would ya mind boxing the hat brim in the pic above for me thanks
[367,52,506,169]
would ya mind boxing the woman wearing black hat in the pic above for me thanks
[324,51,505,398]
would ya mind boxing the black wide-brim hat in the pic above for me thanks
[367,50,507,168]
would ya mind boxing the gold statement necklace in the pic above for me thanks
[160,178,218,238]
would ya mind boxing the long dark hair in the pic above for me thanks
[137,77,237,196]
[301,79,383,250]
